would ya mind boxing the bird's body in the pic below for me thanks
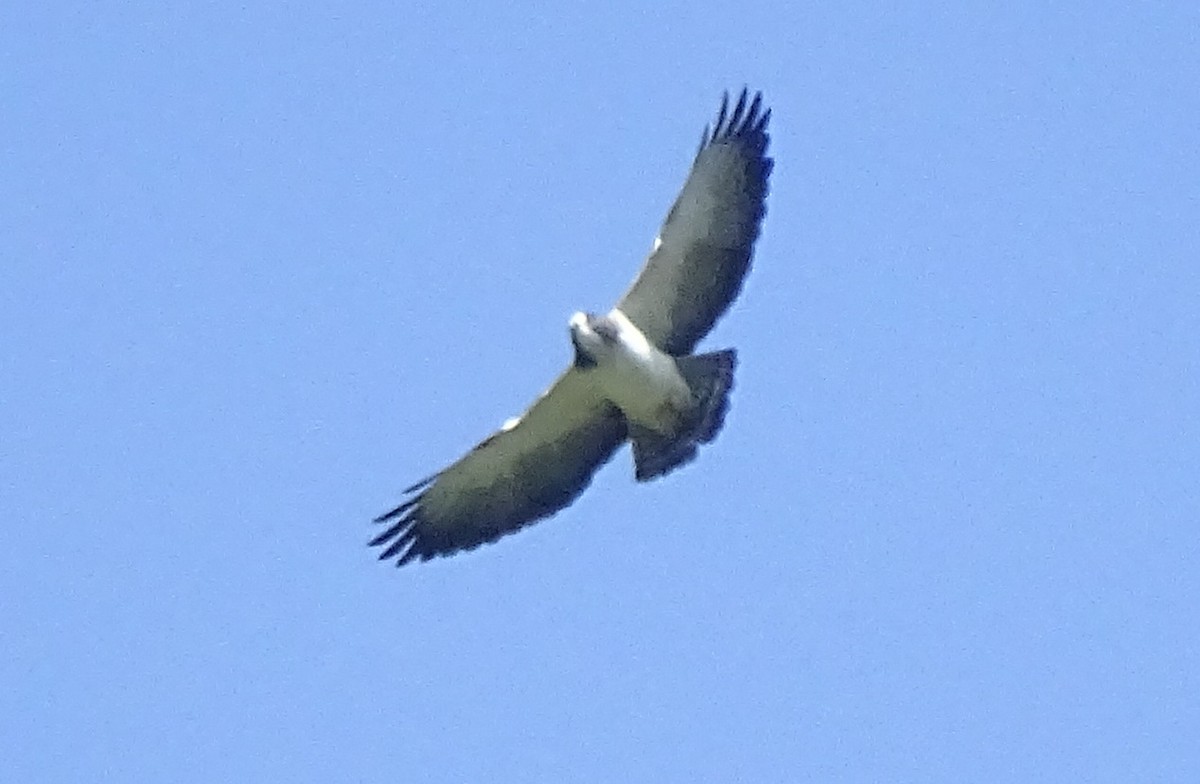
[372,89,772,566]
[569,309,692,437]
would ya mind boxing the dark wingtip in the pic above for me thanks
[713,91,731,140]
[402,473,439,496]
[373,496,419,524]
[706,87,771,149]
[370,474,441,566]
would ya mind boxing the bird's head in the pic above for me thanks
[569,311,620,368]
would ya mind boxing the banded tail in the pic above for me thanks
[630,349,737,482]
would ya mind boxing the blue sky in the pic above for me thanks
[3,2,1198,782]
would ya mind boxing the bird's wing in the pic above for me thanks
[370,368,627,566]
[615,89,773,356]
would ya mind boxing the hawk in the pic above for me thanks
[372,89,772,566]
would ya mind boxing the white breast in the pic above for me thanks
[594,309,692,433]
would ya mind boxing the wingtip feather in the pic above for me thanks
[703,87,771,152]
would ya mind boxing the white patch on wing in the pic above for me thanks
[652,235,663,252]
[501,416,522,431]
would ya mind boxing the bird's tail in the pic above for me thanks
[631,349,737,482]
